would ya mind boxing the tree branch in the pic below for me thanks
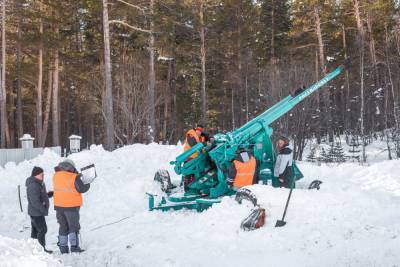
[114,0,146,13]
[109,20,152,34]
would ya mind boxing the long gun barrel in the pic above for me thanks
[231,62,349,142]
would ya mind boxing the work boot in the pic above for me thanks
[69,232,84,253]
[58,246,69,254]
[70,246,85,253]
[57,235,69,254]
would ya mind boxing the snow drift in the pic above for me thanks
[0,236,62,267]
[0,143,400,266]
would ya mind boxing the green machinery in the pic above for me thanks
[147,61,348,212]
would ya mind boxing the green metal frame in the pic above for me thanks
[148,63,346,212]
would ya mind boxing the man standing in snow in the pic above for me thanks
[26,166,53,253]
[53,159,90,254]
[274,136,293,188]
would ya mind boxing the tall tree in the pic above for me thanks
[15,0,23,143]
[36,2,43,146]
[0,0,6,148]
[102,0,115,150]
[52,38,60,146]
[353,0,366,162]
[199,0,206,127]
[148,0,156,141]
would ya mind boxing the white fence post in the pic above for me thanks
[69,135,82,153]
[20,134,35,149]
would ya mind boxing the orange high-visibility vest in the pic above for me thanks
[53,171,83,208]
[233,156,257,188]
[183,129,202,159]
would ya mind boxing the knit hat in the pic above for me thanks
[62,158,76,168]
[31,166,44,177]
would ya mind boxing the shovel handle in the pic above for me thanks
[18,185,23,213]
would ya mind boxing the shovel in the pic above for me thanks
[275,179,294,227]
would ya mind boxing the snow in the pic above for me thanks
[0,236,62,267]
[157,56,174,61]
[1,142,400,266]
[68,135,82,139]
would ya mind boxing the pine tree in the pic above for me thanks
[326,144,335,163]
[331,142,346,163]
[318,147,329,163]
[306,146,317,162]
[257,0,291,64]
[348,136,361,162]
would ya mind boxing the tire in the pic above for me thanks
[308,180,323,190]
[235,188,258,206]
[154,169,174,192]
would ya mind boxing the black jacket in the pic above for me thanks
[26,176,50,216]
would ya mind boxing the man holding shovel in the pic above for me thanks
[274,136,295,227]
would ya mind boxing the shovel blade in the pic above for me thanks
[275,220,286,227]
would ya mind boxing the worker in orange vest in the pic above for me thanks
[227,149,259,189]
[53,159,90,254]
[183,124,207,159]
[182,124,210,191]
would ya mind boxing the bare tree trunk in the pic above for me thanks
[366,11,378,81]
[16,9,23,142]
[360,43,366,162]
[245,63,249,122]
[148,0,156,142]
[163,60,172,141]
[384,74,392,160]
[342,24,351,131]
[199,0,206,126]
[314,6,333,143]
[36,8,43,146]
[41,66,52,147]
[0,0,6,148]
[270,0,278,99]
[385,25,400,157]
[236,6,243,126]
[231,88,235,130]
[52,47,60,146]
[102,0,115,150]
[315,49,321,144]
[170,58,177,142]
[354,0,366,163]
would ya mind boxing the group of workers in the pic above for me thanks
[183,124,293,190]
[25,124,292,254]
[25,159,90,254]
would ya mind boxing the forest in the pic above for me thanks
[0,0,399,161]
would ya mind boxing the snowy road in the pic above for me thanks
[1,144,400,266]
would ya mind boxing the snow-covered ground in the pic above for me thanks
[0,143,400,266]
[0,236,62,267]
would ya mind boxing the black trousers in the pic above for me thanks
[279,168,293,188]
[30,216,47,247]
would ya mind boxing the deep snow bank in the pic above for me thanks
[0,235,62,267]
[0,143,400,266]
